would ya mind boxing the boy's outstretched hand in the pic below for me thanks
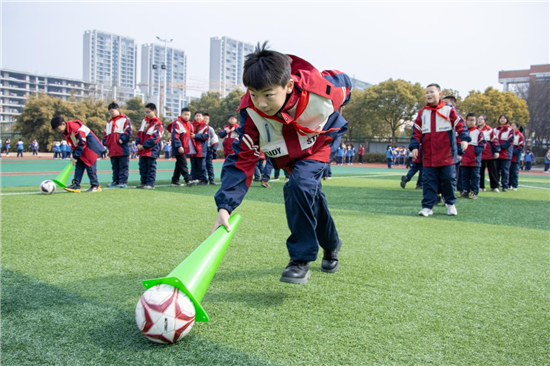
[211,209,231,234]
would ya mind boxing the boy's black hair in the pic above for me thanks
[195,110,204,115]
[145,103,157,111]
[203,112,210,117]
[426,83,441,90]
[478,115,487,122]
[227,113,237,119]
[50,116,65,130]
[443,95,457,104]
[108,102,119,110]
[512,121,523,132]
[243,41,292,90]
[466,113,477,120]
[181,107,190,113]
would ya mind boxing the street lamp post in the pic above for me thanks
[156,36,173,118]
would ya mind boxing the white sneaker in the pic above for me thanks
[418,208,433,217]
[512,188,517,191]
[492,188,500,193]
[446,203,458,216]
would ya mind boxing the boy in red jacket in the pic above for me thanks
[189,111,209,185]
[477,115,500,192]
[410,83,470,217]
[51,116,104,193]
[167,107,194,186]
[211,43,351,284]
[494,114,515,192]
[103,102,132,188]
[459,113,485,199]
[136,103,163,189]
[218,114,240,158]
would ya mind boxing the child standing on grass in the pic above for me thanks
[219,114,240,159]
[50,116,104,193]
[509,122,524,191]
[544,150,550,173]
[103,102,132,189]
[523,149,535,172]
[336,143,345,165]
[410,83,470,217]
[136,103,163,189]
[167,107,194,187]
[211,42,351,284]
[494,114,515,191]
[459,113,485,199]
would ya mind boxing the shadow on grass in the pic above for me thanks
[0,267,278,366]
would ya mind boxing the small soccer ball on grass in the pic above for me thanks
[135,284,196,344]
[39,180,56,195]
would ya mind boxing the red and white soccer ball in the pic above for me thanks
[135,284,196,344]
[40,180,56,195]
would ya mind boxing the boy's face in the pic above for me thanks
[195,113,203,122]
[145,108,156,119]
[425,86,441,105]
[204,116,210,124]
[109,108,120,118]
[181,111,191,121]
[55,122,67,134]
[228,117,237,125]
[249,79,294,116]
[466,116,477,128]
[477,117,486,127]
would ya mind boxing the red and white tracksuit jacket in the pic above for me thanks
[460,127,486,167]
[214,55,352,213]
[167,117,194,156]
[494,124,515,160]
[191,121,209,157]
[479,124,500,160]
[511,131,524,163]
[102,114,132,156]
[219,123,240,157]
[409,101,470,168]
[63,120,104,166]
[136,116,163,158]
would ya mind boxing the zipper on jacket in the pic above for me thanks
[264,123,271,142]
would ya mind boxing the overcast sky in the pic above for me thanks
[1,1,548,98]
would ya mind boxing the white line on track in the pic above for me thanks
[1,175,548,195]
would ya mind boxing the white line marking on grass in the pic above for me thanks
[518,184,550,190]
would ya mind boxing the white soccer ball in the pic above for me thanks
[135,284,196,344]
[40,180,56,195]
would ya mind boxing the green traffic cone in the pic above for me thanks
[142,214,242,322]
[52,162,73,188]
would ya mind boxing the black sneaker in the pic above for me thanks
[400,176,408,189]
[209,181,218,185]
[280,261,311,284]
[415,185,423,190]
[136,184,145,189]
[459,191,469,199]
[435,195,443,205]
[321,239,342,273]
[197,181,208,186]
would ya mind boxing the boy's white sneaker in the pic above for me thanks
[446,203,458,216]
[418,208,433,217]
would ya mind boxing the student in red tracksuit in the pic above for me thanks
[136,103,163,189]
[218,114,240,159]
[459,113,485,199]
[494,114,515,191]
[50,116,104,193]
[410,83,470,217]
[103,102,132,188]
[211,43,351,284]
[190,111,209,185]
[167,107,194,187]
[509,121,524,191]
[477,115,500,192]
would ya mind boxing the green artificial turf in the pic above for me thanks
[1,162,549,365]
